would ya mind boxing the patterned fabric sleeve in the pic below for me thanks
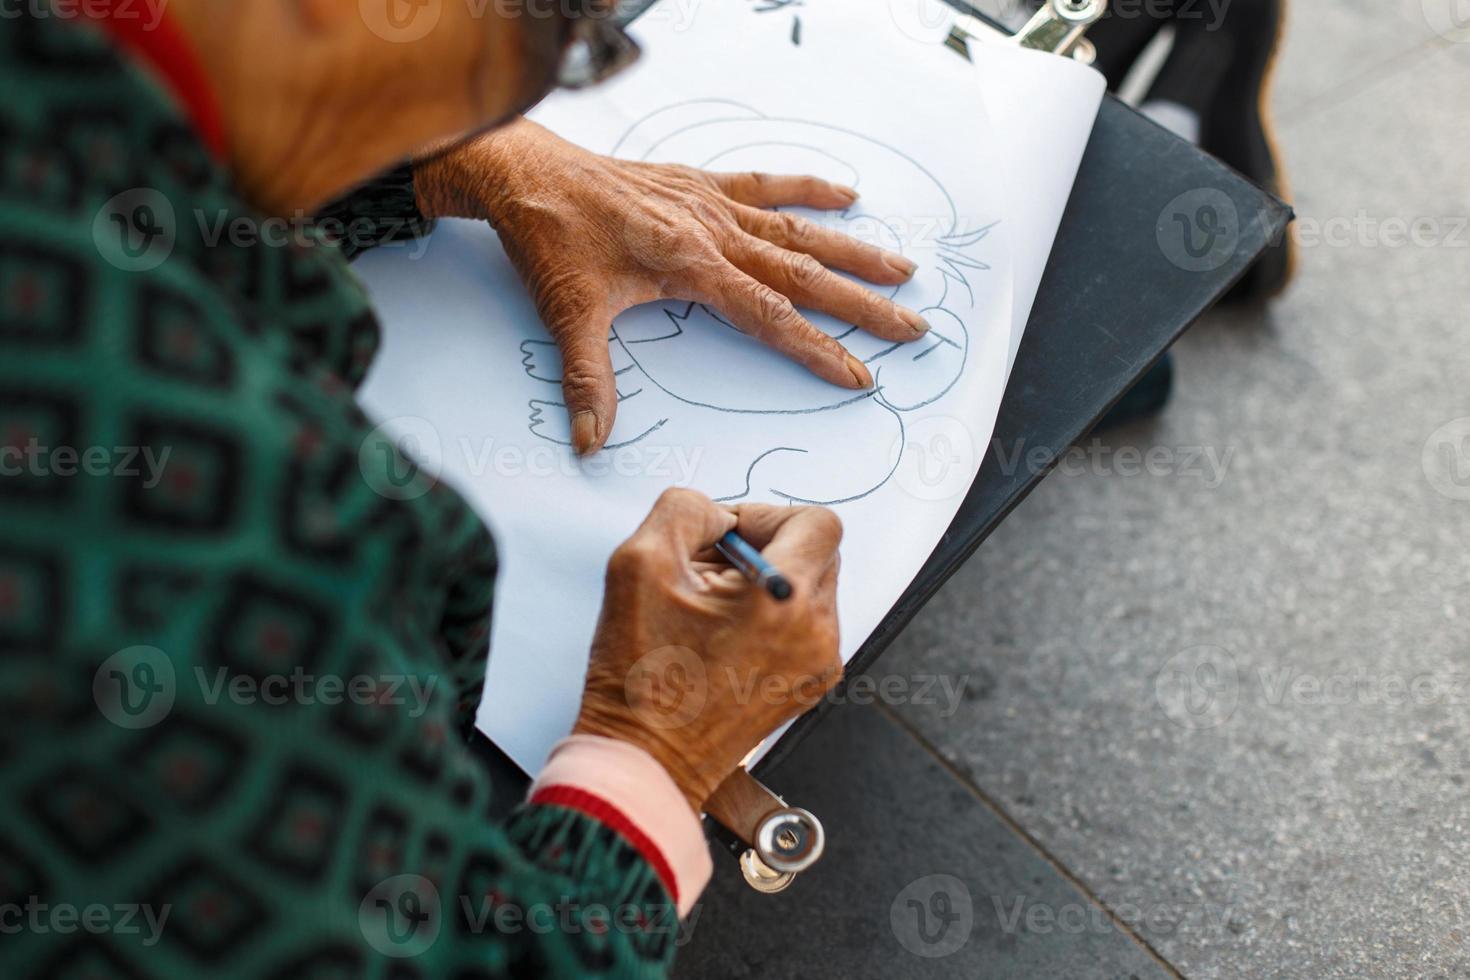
[313,162,437,261]
[529,736,715,917]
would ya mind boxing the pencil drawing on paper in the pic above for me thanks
[520,100,1001,505]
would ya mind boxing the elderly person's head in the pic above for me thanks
[168,0,631,212]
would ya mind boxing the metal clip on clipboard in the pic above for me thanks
[946,0,1108,64]
[705,769,824,894]
[707,0,1108,896]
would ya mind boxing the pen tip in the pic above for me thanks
[767,576,794,601]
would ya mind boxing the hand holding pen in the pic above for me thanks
[574,490,844,815]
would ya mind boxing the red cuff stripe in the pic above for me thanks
[530,785,680,906]
[79,0,229,160]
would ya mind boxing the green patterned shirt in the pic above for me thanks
[0,10,680,978]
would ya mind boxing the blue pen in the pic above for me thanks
[716,531,794,601]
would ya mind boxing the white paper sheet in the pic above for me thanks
[353,0,1099,773]
[888,1,1107,371]
[972,48,1106,371]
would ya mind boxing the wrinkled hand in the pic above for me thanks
[415,119,928,454]
[572,489,843,814]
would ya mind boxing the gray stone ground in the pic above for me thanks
[886,1,1470,977]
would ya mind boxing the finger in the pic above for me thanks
[812,551,840,606]
[734,205,916,285]
[690,560,728,576]
[690,269,873,390]
[730,505,843,588]
[542,295,619,454]
[698,566,749,595]
[710,171,859,211]
[637,488,739,558]
[731,236,929,343]
[691,539,733,565]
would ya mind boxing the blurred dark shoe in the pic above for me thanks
[1085,4,1169,91]
[1196,0,1294,303]
[1095,352,1174,432]
[1089,0,1295,303]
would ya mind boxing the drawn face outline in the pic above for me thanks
[609,108,990,416]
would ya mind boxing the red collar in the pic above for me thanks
[83,0,228,160]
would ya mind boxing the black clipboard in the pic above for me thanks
[759,0,1293,773]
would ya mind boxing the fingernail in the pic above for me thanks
[845,355,873,389]
[898,307,930,337]
[571,411,601,455]
[884,253,918,280]
[835,185,860,205]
